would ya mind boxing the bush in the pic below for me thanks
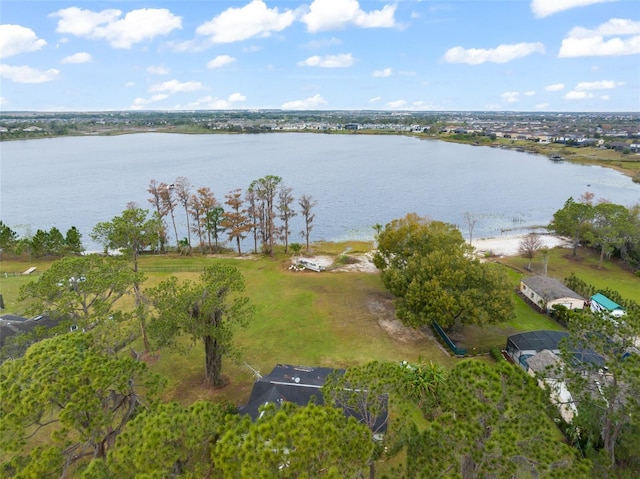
[490,347,503,362]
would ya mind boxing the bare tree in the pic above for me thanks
[173,176,192,250]
[222,189,251,255]
[299,194,317,253]
[244,188,259,254]
[249,175,282,258]
[518,233,543,270]
[463,211,478,246]
[158,182,179,247]
[190,187,218,252]
[277,185,296,254]
[147,179,168,252]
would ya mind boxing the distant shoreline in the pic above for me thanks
[2,125,638,181]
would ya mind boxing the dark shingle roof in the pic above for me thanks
[507,330,569,352]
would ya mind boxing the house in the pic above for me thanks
[506,330,569,367]
[589,293,626,318]
[526,349,577,423]
[0,314,60,359]
[239,364,388,433]
[520,276,585,312]
[239,364,336,419]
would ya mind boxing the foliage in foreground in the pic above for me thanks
[0,334,165,478]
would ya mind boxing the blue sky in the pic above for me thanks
[1,0,638,112]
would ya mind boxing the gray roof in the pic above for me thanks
[521,276,584,302]
[526,349,563,378]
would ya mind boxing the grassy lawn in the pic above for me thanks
[2,241,638,408]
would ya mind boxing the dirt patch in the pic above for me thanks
[288,253,379,273]
[366,292,426,343]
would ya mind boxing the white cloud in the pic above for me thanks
[373,67,392,77]
[130,93,170,110]
[386,99,407,109]
[531,0,616,18]
[61,52,92,64]
[535,103,550,109]
[147,65,169,75]
[443,42,545,64]
[301,0,396,33]
[0,63,60,83]
[149,80,204,93]
[0,96,7,105]
[179,93,246,109]
[545,83,565,91]
[281,93,327,109]
[501,92,520,103]
[558,19,640,57]
[207,55,236,69]
[196,0,297,43]
[600,95,610,100]
[369,96,382,103]
[51,7,182,49]
[524,90,536,96]
[0,25,47,58]
[125,81,136,87]
[575,80,622,90]
[564,91,594,99]
[298,53,354,67]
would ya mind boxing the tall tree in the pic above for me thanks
[222,189,251,255]
[463,211,478,245]
[91,204,162,274]
[191,186,218,252]
[205,206,225,251]
[147,264,254,387]
[158,181,179,247]
[277,185,296,254]
[244,187,259,253]
[323,361,402,479]
[0,333,165,478]
[95,401,235,478]
[373,213,514,330]
[560,307,640,470]
[91,205,161,350]
[249,175,282,257]
[146,179,168,252]
[214,402,372,478]
[0,221,18,256]
[64,226,84,254]
[46,227,66,256]
[19,254,141,333]
[586,202,633,268]
[548,196,594,257]
[299,194,317,253]
[518,232,543,269]
[173,176,192,250]
[403,361,591,479]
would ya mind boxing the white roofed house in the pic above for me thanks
[520,276,585,313]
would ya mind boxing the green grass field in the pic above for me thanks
[2,242,638,408]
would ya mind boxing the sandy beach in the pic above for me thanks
[470,234,572,257]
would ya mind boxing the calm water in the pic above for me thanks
[1,133,639,251]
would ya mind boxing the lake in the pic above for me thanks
[1,133,639,252]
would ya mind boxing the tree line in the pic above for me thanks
[0,175,317,258]
[145,175,316,256]
[548,192,640,271]
[0,222,83,258]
